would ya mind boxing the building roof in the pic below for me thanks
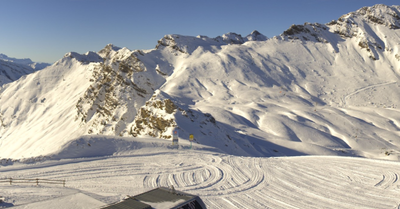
[101,187,206,209]
[134,187,192,203]
[101,197,151,209]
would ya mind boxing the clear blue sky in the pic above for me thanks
[1,0,399,63]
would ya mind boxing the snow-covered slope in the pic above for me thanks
[1,4,400,160]
[0,54,50,86]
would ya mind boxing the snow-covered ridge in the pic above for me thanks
[279,4,400,61]
[155,31,268,54]
[282,4,400,40]
[346,4,400,29]
[63,51,103,63]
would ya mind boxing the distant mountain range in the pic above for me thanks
[1,4,400,161]
[0,54,50,86]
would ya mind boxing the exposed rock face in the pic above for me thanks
[98,44,122,58]
[129,98,177,138]
[75,46,155,136]
[156,35,188,54]
[282,23,330,43]
[127,95,239,152]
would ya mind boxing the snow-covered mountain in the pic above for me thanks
[1,4,400,160]
[0,54,50,86]
[0,54,50,70]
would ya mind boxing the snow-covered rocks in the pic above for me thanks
[155,31,268,55]
[245,30,268,41]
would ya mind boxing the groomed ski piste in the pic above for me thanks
[0,136,400,209]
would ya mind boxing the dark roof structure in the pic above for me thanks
[101,187,206,209]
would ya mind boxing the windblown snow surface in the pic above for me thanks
[1,4,400,208]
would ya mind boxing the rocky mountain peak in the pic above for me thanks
[245,30,268,41]
[98,44,122,59]
[355,4,400,29]
[328,4,400,37]
[281,22,330,42]
[214,32,245,44]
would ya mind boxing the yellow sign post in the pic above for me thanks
[189,134,194,149]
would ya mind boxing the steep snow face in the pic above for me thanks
[1,4,400,160]
[0,54,99,158]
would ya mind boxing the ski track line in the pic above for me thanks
[342,81,397,106]
[374,171,400,189]
[195,156,266,197]
[140,155,225,191]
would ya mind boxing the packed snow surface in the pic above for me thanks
[1,137,400,208]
